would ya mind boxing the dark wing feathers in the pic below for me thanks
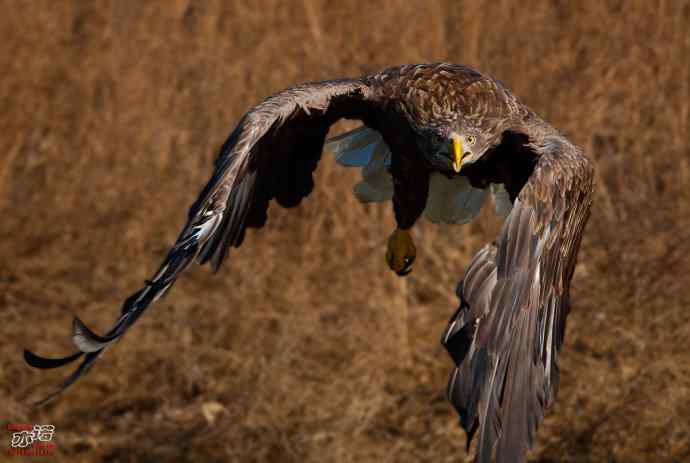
[24,78,377,405]
[24,350,83,369]
[443,135,594,462]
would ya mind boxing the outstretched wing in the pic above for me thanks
[442,135,594,462]
[24,78,388,405]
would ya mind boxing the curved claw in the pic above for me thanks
[397,267,413,277]
[396,255,415,276]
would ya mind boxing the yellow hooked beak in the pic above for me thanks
[451,134,464,173]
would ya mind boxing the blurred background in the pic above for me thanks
[1,1,689,462]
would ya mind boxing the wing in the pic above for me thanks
[441,135,594,462]
[24,77,396,405]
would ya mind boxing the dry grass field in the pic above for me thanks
[1,1,689,462]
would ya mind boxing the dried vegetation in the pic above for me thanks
[1,1,689,461]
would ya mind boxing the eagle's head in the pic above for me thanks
[422,120,498,174]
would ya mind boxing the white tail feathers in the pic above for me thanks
[425,174,486,224]
[325,127,393,202]
[326,126,513,224]
[490,183,514,218]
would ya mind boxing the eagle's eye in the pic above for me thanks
[467,135,477,145]
[431,134,444,146]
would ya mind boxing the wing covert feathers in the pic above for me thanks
[442,135,594,462]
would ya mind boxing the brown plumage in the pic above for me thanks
[24,63,594,462]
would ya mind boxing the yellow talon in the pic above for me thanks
[386,228,416,276]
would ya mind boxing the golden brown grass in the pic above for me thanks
[1,1,689,462]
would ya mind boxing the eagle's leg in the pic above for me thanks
[386,228,416,275]
[387,154,430,276]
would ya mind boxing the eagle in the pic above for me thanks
[24,63,594,462]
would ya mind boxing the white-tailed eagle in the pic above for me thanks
[25,63,594,463]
